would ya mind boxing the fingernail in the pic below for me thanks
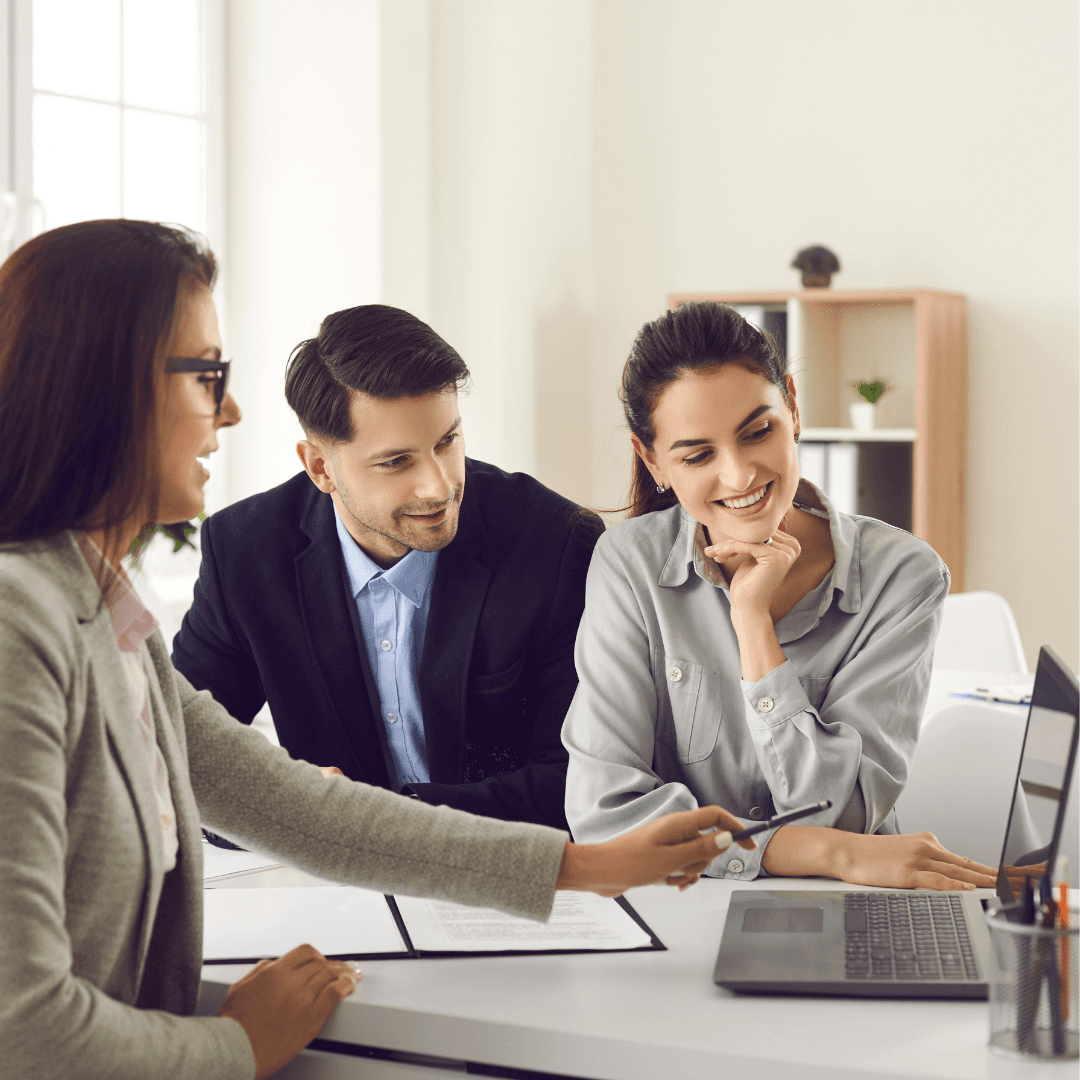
[965,882,976,890]
[714,831,733,851]
[669,870,686,877]
[346,961,363,976]
[698,826,719,836]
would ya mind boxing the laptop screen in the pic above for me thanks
[995,646,1080,904]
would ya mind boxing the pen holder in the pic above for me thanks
[986,907,1078,1060]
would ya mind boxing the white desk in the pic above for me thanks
[199,874,1074,1080]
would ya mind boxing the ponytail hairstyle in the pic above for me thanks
[621,301,790,518]
[284,304,469,443]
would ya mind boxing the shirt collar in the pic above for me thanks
[657,479,862,615]
[75,534,159,652]
[334,506,439,609]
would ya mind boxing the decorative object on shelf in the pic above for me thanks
[791,245,841,288]
[849,379,889,430]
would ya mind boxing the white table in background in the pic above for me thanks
[199,872,1073,1080]
[923,669,1033,727]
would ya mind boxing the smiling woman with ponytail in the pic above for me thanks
[562,301,998,895]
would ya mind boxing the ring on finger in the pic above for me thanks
[761,537,773,546]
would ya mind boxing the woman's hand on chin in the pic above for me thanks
[704,517,799,619]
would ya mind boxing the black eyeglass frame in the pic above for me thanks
[164,357,231,415]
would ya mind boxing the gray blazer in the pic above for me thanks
[0,533,567,1080]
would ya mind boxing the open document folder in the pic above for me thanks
[202,885,663,964]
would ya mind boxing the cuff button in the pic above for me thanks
[727,858,745,874]
[749,806,765,820]
[757,696,774,713]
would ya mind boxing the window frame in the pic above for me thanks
[2,0,225,260]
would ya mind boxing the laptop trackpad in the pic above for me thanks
[742,907,824,933]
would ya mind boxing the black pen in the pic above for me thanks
[700,799,833,847]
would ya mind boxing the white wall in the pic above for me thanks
[226,0,1078,670]
[426,0,594,504]
[223,0,381,504]
[584,0,1078,670]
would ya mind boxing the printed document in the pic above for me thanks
[394,891,652,952]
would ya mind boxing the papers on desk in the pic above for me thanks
[395,890,654,953]
[204,887,409,961]
[203,887,662,963]
[950,684,1032,706]
[201,843,281,882]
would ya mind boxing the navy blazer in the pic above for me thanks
[172,459,601,828]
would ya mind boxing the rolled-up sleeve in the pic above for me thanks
[742,569,950,837]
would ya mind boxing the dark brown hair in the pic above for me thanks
[285,304,469,443]
[622,301,790,517]
[0,220,217,552]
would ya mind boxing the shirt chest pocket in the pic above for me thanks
[655,653,722,764]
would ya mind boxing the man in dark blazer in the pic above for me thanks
[173,305,600,829]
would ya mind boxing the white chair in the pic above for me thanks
[932,590,1028,674]
[894,702,1029,868]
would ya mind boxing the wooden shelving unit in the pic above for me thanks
[668,289,967,591]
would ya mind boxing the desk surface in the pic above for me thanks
[201,669,1049,1080]
[200,874,1073,1080]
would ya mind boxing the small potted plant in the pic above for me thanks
[849,379,888,430]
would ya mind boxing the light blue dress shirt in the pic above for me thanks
[334,508,438,789]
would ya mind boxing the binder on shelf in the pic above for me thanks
[826,442,857,515]
[797,442,826,492]
[797,441,858,517]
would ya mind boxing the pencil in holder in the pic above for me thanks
[985,907,1078,1060]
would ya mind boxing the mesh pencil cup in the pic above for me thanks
[985,907,1078,1060]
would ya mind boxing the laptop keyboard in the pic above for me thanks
[843,892,980,981]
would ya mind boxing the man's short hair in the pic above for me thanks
[285,304,470,443]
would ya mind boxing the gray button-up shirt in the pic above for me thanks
[562,480,949,879]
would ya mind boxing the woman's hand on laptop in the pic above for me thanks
[834,832,998,891]
[556,805,756,897]
[761,826,997,890]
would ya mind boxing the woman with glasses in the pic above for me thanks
[0,221,750,1080]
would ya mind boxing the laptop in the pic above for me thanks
[713,645,1079,999]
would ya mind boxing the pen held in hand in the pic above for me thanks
[699,799,833,851]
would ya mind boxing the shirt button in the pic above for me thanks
[667,667,683,682]
[386,713,397,723]
[758,696,774,713]
[749,806,765,820]
[727,858,745,874]
[381,640,392,651]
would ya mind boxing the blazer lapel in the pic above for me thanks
[295,494,391,787]
[82,611,165,969]
[421,480,491,783]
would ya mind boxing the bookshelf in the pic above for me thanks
[668,289,967,590]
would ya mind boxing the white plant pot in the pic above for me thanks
[849,402,877,431]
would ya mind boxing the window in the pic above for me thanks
[4,0,223,252]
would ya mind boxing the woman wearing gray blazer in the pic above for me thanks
[562,303,1000,894]
[0,222,744,1080]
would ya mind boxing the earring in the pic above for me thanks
[794,432,800,444]
[655,483,666,494]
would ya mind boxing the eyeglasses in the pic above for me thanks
[164,357,231,415]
